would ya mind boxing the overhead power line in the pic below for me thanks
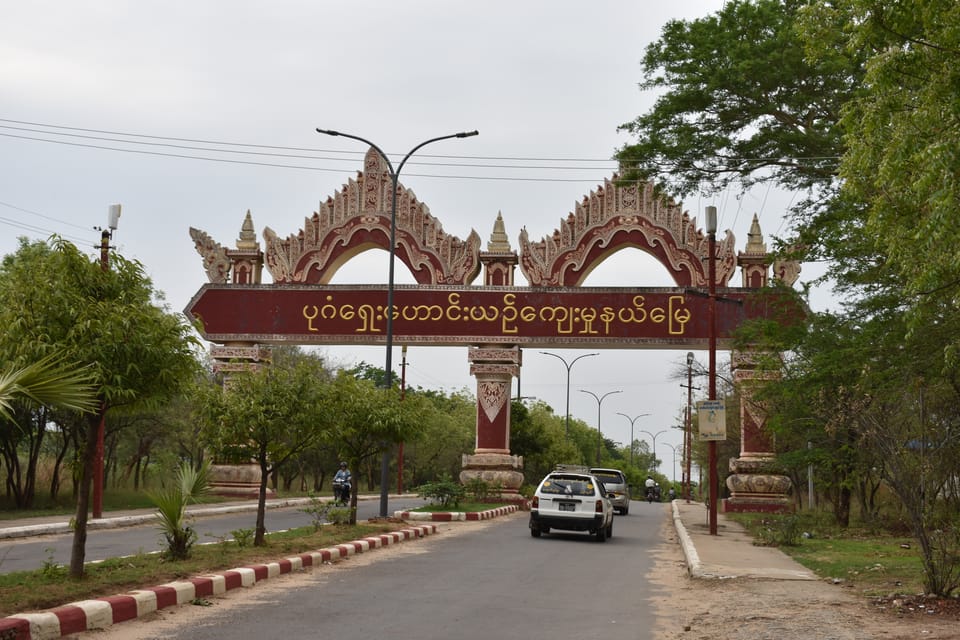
[0,117,841,173]
[0,132,614,183]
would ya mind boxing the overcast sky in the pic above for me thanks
[0,1,828,479]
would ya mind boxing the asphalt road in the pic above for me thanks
[82,499,666,640]
[0,497,428,574]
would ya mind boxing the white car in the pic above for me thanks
[529,470,614,541]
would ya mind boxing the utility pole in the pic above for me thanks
[93,204,121,519]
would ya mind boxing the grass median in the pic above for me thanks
[0,520,408,617]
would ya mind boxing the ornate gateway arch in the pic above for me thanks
[188,151,803,512]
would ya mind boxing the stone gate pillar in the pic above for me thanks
[723,350,791,512]
[460,345,524,495]
[209,343,276,498]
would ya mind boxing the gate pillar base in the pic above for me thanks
[210,463,275,499]
[722,456,792,514]
[460,453,524,496]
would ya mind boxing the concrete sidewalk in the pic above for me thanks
[671,499,815,580]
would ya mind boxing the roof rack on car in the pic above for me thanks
[554,464,590,473]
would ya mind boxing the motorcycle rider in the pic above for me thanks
[644,475,656,502]
[333,461,352,505]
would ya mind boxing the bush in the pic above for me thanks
[755,514,804,547]
[415,475,465,508]
[464,477,503,502]
[149,461,211,560]
[326,506,353,525]
[299,493,338,530]
[230,528,254,548]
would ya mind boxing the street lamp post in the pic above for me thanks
[580,389,622,464]
[640,429,667,472]
[92,204,121,519]
[316,127,478,517]
[616,412,650,468]
[682,352,697,503]
[540,352,598,438]
[660,442,679,484]
[706,205,719,536]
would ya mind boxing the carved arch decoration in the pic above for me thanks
[518,177,737,287]
[262,148,482,285]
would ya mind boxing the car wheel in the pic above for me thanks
[623,506,629,516]
[606,520,613,539]
[596,523,607,542]
[530,527,541,538]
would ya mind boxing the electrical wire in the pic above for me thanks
[0,118,841,168]
[0,214,92,247]
[1,117,832,245]
[0,132,612,183]
[0,199,93,233]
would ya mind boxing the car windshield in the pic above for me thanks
[592,472,623,485]
[540,475,596,496]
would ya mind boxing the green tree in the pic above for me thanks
[402,388,474,486]
[195,349,330,545]
[322,369,427,523]
[830,0,960,304]
[0,238,201,577]
[617,0,862,203]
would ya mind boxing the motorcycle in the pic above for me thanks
[332,479,352,506]
[645,486,656,503]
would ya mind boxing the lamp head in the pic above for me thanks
[316,128,340,136]
[107,204,121,231]
[687,352,694,365]
[456,130,479,138]
[705,206,717,235]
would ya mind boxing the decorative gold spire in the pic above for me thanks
[487,211,512,253]
[236,210,259,251]
[744,214,766,255]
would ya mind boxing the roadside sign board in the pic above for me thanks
[697,400,727,441]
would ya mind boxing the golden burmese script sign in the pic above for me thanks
[184,284,796,349]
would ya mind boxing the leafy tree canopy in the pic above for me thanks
[617,0,864,202]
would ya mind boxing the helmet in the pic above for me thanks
[339,461,347,468]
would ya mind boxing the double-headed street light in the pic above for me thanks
[616,412,650,468]
[660,442,679,484]
[580,389,622,464]
[640,429,667,472]
[706,205,719,536]
[540,351,598,438]
[316,127,478,517]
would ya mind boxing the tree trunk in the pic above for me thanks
[70,409,102,578]
[836,484,851,528]
[49,428,70,501]
[254,449,269,547]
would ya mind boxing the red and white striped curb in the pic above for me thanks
[394,504,521,521]
[0,524,436,640]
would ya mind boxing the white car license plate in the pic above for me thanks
[559,502,575,512]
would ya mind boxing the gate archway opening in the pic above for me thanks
[187,154,804,513]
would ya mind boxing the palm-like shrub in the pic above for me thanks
[150,461,211,560]
[0,353,98,420]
